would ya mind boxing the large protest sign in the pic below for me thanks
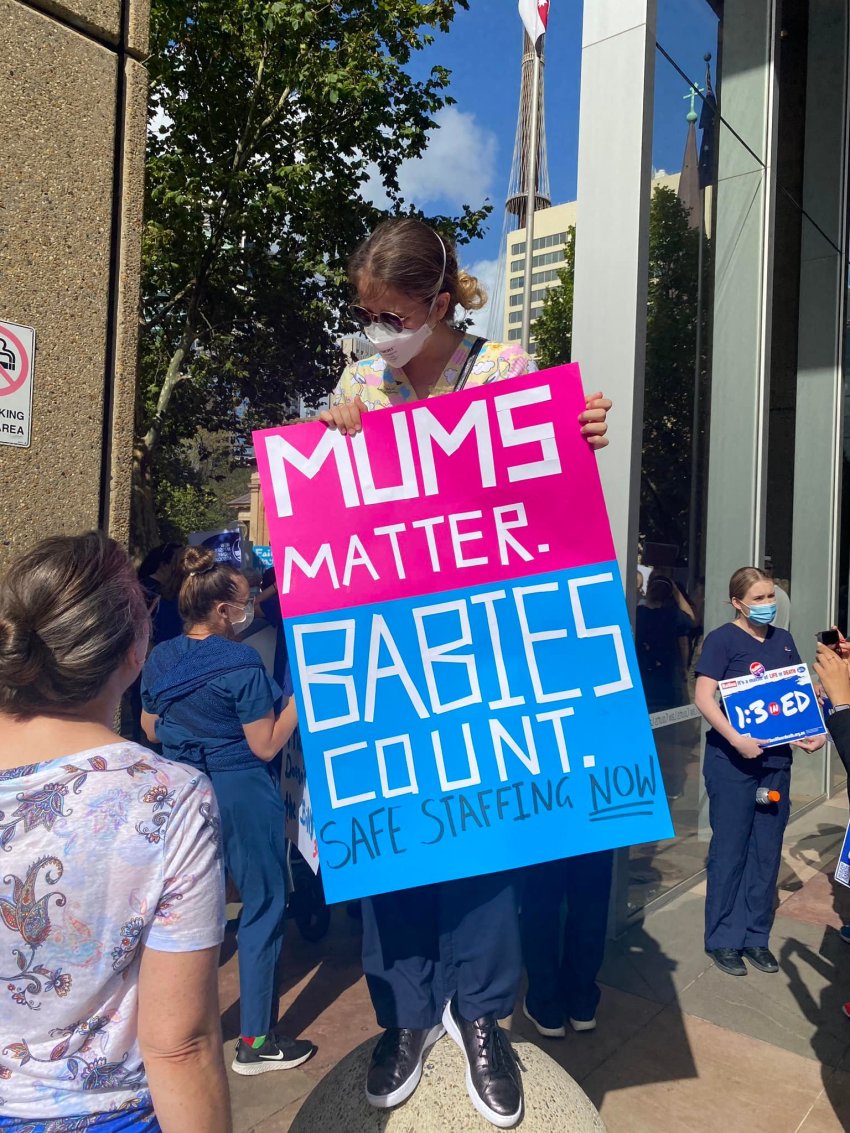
[718,664,826,748]
[254,365,673,903]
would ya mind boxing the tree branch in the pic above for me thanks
[143,296,200,454]
[141,279,197,331]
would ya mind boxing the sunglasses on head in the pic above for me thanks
[348,304,409,334]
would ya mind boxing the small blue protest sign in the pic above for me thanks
[189,527,242,567]
[254,544,274,570]
[718,663,826,748]
[835,820,850,889]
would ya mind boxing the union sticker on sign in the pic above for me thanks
[0,320,36,449]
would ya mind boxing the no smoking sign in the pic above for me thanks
[0,319,36,448]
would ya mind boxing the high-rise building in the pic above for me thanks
[503,174,679,352]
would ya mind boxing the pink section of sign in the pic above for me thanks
[253,364,614,617]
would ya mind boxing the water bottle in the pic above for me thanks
[756,787,781,805]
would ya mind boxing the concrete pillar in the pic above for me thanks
[0,0,149,563]
[571,0,657,599]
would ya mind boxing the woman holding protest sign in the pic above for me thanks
[318,216,610,1129]
[140,547,315,1079]
[694,567,824,979]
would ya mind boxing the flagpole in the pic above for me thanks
[521,35,542,353]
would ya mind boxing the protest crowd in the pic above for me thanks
[3,212,850,1133]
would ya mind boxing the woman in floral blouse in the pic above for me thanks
[0,532,230,1133]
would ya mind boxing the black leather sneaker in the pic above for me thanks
[232,1034,315,1075]
[442,995,523,1129]
[365,1024,445,1109]
[743,946,779,973]
[708,947,747,977]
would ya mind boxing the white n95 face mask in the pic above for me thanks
[364,317,434,369]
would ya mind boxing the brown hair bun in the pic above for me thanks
[0,531,148,718]
[180,545,216,579]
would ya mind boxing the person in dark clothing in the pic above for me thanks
[814,640,850,787]
[636,574,694,712]
[140,546,315,1078]
[813,641,850,972]
[520,850,613,1039]
[138,542,184,645]
[318,215,612,1129]
[694,567,825,979]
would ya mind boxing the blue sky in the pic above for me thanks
[373,0,720,289]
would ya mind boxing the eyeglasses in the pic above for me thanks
[348,304,410,334]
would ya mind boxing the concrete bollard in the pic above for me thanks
[289,1032,607,1132]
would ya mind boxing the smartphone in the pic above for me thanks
[816,628,841,650]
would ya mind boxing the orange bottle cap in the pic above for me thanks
[767,790,781,803]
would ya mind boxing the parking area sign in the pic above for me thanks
[0,319,36,448]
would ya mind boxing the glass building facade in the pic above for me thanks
[572,0,850,930]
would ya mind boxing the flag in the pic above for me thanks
[698,65,717,188]
[519,0,549,45]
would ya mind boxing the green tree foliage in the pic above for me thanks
[153,432,253,544]
[528,188,707,561]
[137,0,486,550]
[531,228,575,368]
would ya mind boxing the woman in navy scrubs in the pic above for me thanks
[694,567,824,977]
[140,546,315,1078]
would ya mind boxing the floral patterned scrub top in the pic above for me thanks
[0,742,225,1129]
[331,334,534,409]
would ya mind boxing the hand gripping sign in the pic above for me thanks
[718,663,826,748]
[254,365,674,903]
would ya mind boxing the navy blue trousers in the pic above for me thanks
[520,851,613,1022]
[209,763,288,1037]
[703,746,791,951]
[362,872,522,1029]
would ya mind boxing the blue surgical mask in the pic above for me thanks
[743,601,776,626]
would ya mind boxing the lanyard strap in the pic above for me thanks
[453,336,487,391]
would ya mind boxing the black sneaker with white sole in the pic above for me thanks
[442,995,523,1129]
[232,1034,315,1075]
[365,1024,445,1109]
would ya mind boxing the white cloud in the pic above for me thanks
[461,256,501,336]
[362,107,498,211]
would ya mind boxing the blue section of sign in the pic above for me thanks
[719,665,826,748]
[253,544,274,570]
[191,528,242,567]
[284,561,674,903]
[837,820,850,890]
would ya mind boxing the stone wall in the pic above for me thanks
[0,0,149,564]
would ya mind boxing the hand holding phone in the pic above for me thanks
[816,629,841,651]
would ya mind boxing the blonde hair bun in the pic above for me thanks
[456,270,487,311]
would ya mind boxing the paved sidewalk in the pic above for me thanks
[220,796,850,1132]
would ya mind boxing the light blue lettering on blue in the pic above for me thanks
[284,561,674,904]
